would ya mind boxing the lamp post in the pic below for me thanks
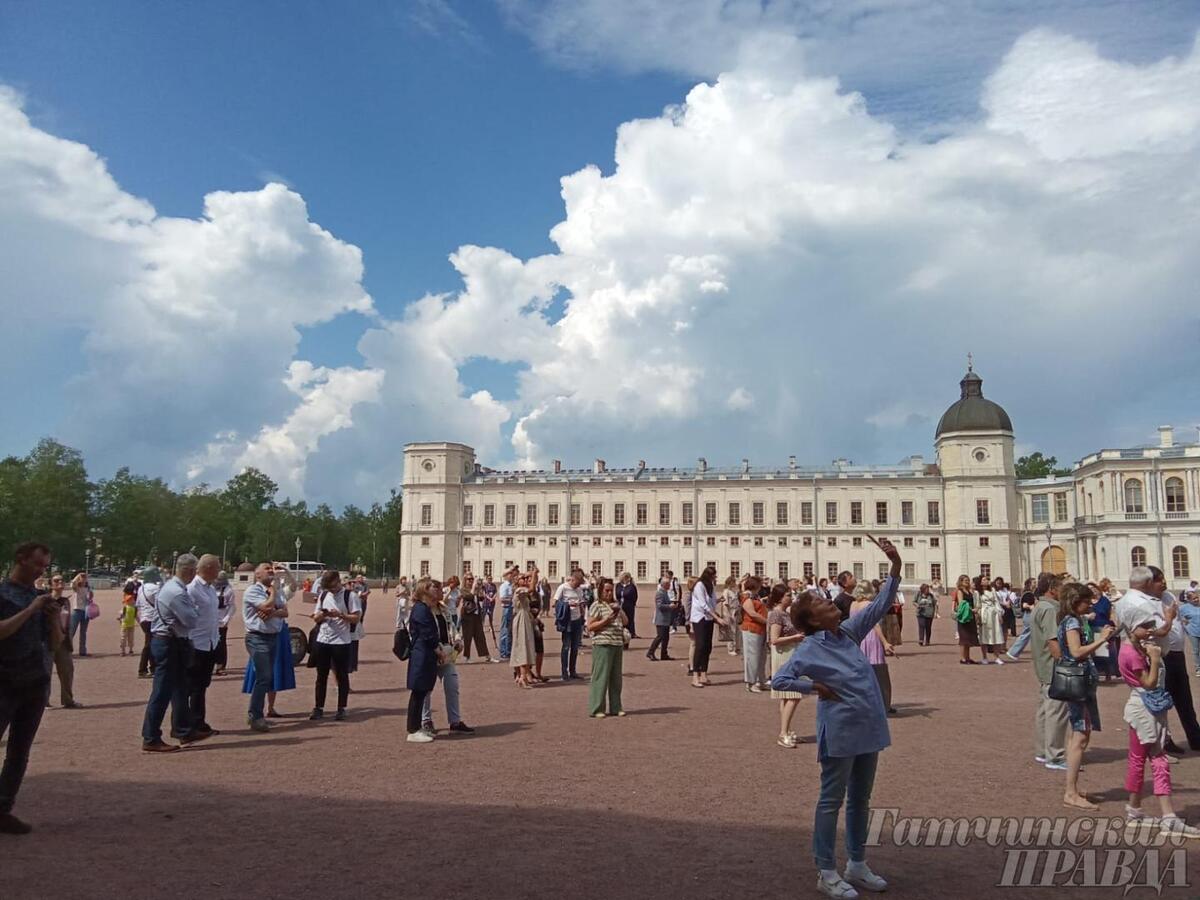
[1045,524,1053,573]
[85,548,91,578]
[295,536,302,568]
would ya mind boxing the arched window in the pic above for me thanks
[1131,546,1147,568]
[1173,546,1190,579]
[1165,477,1186,514]
[1124,479,1145,514]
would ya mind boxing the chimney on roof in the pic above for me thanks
[788,455,796,471]
[552,459,561,474]
[697,457,707,473]
[594,459,606,474]
[1158,425,1174,448]
[742,458,750,474]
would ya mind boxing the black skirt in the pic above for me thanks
[957,620,979,647]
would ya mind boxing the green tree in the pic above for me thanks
[1015,452,1072,480]
[22,439,91,568]
[221,468,278,564]
[92,467,181,568]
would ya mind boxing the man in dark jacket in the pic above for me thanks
[0,541,62,834]
[616,573,639,639]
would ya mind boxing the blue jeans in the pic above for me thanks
[813,751,879,871]
[560,619,583,678]
[1007,613,1033,658]
[141,636,193,743]
[499,605,513,659]
[245,632,278,722]
[70,609,89,655]
[1188,635,1200,673]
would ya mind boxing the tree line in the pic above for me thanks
[0,438,402,575]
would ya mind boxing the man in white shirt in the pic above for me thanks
[242,563,288,732]
[553,570,586,680]
[135,567,162,678]
[213,571,235,676]
[185,554,222,738]
[141,555,202,752]
[1116,566,1200,752]
[497,568,516,660]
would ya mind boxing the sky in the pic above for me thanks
[1,0,1198,507]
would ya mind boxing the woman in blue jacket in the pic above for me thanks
[771,535,901,899]
[406,578,445,744]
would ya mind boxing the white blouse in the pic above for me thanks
[689,583,717,624]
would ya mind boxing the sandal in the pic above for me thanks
[777,735,797,748]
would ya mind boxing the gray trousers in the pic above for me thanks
[743,631,766,684]
[1034,682,1069,764]
[421,661,461,726]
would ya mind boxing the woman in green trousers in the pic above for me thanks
[587,578,628,718]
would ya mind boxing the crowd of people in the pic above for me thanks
[4,538,1200,897]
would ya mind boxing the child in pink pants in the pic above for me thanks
[1118,621,1198,836]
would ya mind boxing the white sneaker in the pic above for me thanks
[406,731,434,743]
[994,658,1005,665]
[1124,806,1159,828]
[1159,816,1200,838]
[816,873,859,899]
[844,862,888,893]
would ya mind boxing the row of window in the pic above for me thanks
[429,499,960,528]
[454,534,943,550]
[1130,545,1191,578]
[1029,491,1070,524]
[415,557,947,583]
[1121,478,1188,515]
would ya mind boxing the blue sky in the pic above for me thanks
[0,0,688,451]
[1,1,1198,505]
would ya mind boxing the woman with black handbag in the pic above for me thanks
[1051,583,1114,811]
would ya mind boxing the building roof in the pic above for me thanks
[469,457,939,484]
[935,366,1013,438]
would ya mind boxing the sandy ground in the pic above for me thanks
[3,589,1200,899]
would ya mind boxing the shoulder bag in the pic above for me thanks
[1046,621,1093,703]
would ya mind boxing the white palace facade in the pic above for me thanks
[399,369,1200,591]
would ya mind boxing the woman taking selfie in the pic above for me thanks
[587,578,628,717]
[771,535,901,898]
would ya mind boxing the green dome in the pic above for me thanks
[936,368,1012,437]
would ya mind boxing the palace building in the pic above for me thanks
[399,368,1200,590]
